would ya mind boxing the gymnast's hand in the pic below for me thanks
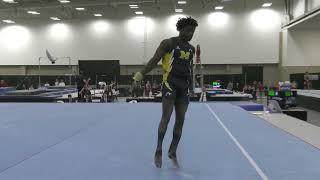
[133,72,143,81]
[188,89,194,97]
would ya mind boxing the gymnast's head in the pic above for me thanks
[176,16,198,42]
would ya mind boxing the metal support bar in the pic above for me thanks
[38,56,72,88]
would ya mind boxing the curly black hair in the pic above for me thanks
[176,16,198,31]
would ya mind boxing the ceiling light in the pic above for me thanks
[2,0,17,3]
[135,11,143,15]
[262,3,272,7]
[50,17,61,21]
[2,19,15,23]
[59,0,70,3]
[175,9,183,13]
[75,7,85,11]
[94,14,103,17]
[215,6,224,10]
[27,11,40,15]
[130,6,139,9]
[129,4,138,7]
[178,1,187,4]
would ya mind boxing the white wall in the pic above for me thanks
[309,0,320,11]
[282,29,320,66]
[0,6,284,65]
[291,0,320,19]
[292,0,306,18]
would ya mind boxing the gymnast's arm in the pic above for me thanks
[140,39,172,76]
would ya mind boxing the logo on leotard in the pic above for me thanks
[179,51,190,60]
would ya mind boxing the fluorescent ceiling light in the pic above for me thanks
[50,17,61,21]
[75,7,85,11]
[27,11,40,15]
[129,4,138,7]
[2,0,17,3]
[262,3,272,7]
[59,0,70,3]
[175,9,183,13]
[178,1,187,4]
[215,6,224,10]
[135,11,143,15]
[2,19,15,23]
[94,14,103,17]
[130,6,139,9]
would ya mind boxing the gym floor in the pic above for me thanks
[1,102,320,180]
